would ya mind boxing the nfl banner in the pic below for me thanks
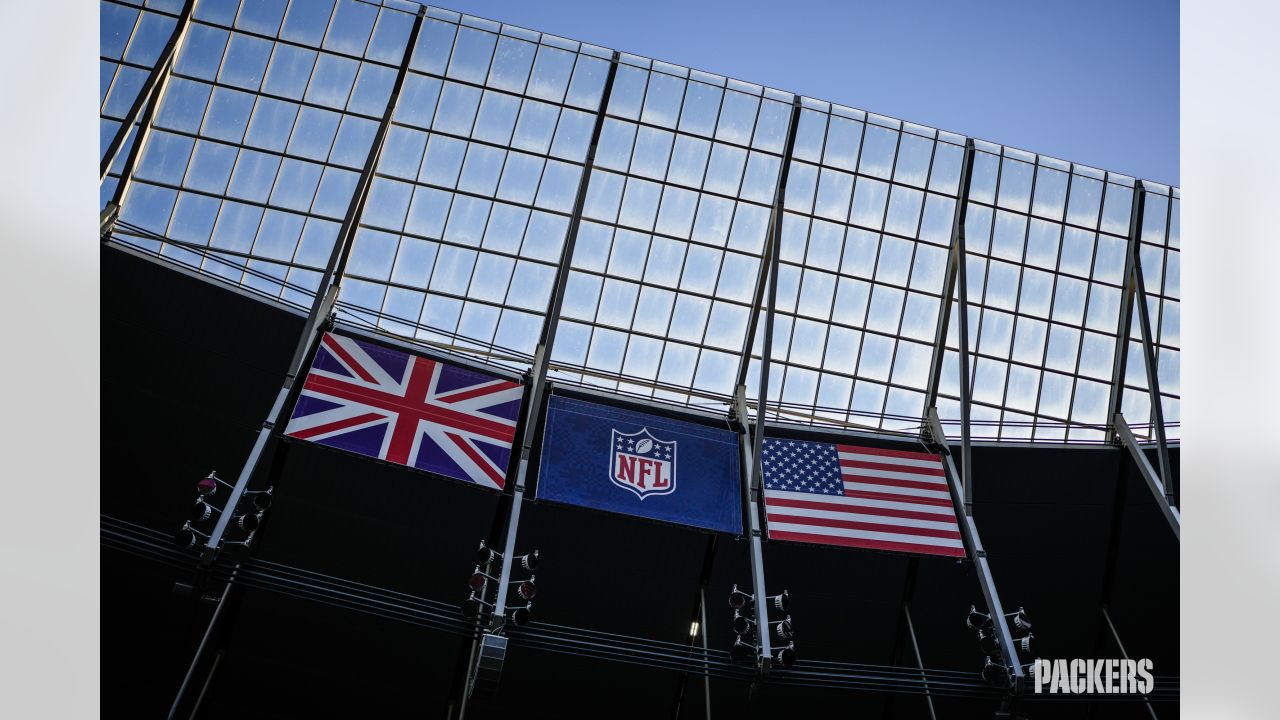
[284,332,523,490]
[760,437,965,557]
[536,396,742,534]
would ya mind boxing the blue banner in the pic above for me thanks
[536,395,743,534]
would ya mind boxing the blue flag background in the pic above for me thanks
[536,395,743,534]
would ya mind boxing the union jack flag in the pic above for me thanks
[284,332,524,490]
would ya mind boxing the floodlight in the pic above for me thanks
[981,657,1009,686]
[730,638,756,663]
[774,616,794,640]
[774,643,796,668]
[508,605,531,627]
[476,542,500,565]
[248,489,273,511]
[516,550,539,571]
[468,567,491,592]
[174,527,197,549]
[196,473,218,496]
[732,612,754,636]
[236,512,260,532]
[728,585,752,610]
[966,605,992,631]
[766,591,789,612]
[192,499,212,522]
[1008,607,1032,635]
[515,579,536,601]
[1015,633,1033,656]
[978,629,1000,655]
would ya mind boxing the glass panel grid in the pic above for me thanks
[102,1,1182,440]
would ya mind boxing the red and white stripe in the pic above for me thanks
[765,444,965,557]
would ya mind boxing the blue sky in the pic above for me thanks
[435,0,1179,185]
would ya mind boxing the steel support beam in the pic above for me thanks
[735,99,803,390]
[166,11,427,717]
[488,50,621,627]
[923,140,978,415]
[1115,413,1180,539]
[456,54,623,713]
[1101,607,1160,720]
[1104,184,1146,443]
[100,0,198,237]
[722,100,803,678]
[904,604,939,720]
[672,535,717,719]
[735,388,773,674]
[1126,198,1175,505]
[926,408,1025,692]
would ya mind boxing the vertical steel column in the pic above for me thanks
[926,408,1025,691]
[454,53,622,718]
[487,52,622,629]
[100,0,198,236]
[904,605,939,720]
[953,141,977,511]
[735,388,773,673]
[165,11,427,718]
[1104,183,1145,443]
[671,535,717,719]
[923,140,977,413]
[700,586,711,719]
[734,99,803,390]
[1100,608,1161,720]
[727,97,800,676]
[1127,188,1174,505]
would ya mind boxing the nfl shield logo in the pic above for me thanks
[609,428,677,500]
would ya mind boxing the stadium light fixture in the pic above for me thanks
[766,591,789,612]
[196,472,218,496]
[773,616,794,640]
[246,488,273,512]
[730,638,756,663]
[981,657,1009,686]
[236,512,260,533]
[774,643,796,668]
[191,499,214,522]
[508,605,532,627]
[731,612,755,636]
[966,605,992,631]
[1007,607,1032,636]
[514,578,536,601]
[516,550,539,571]
[476,541,500,566]
[728,585,753,610]
[468,566,494,592]
[1015,633,1034,657]
[978,629,1000,656]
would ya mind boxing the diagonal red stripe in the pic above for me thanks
[437,380,521,404]
[302,374,516,444]
[286,411,386,440]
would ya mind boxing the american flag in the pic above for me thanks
[761,438,965,557]
[284,332,523,490]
